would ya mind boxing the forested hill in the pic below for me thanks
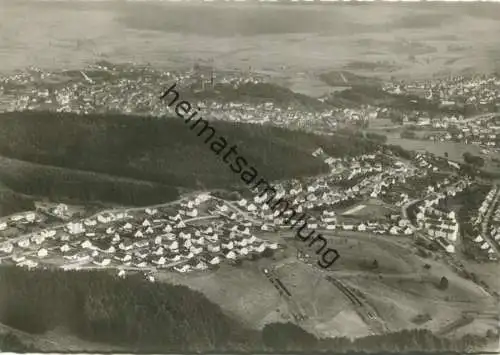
[0,266,489,353]
[188,81,329,110]
[0,111,383,208]
[0,266,258,352]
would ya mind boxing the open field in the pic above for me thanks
[385,134,500,174]
[386,135,484,161]
[1,2,500,97]
[154,228,498,339]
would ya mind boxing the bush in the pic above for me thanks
[262,322,317,351]
[439,276,449,290]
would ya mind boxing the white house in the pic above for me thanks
[104,246,116,254]
[194,261,208,271]
[174,264,191,273]
[25,213,36,223]
[18,239,30,248]
[84,219,97,227]
[389,226,399,235]
[208,244,221,253]
[112,233,121,243]
[164,224,173,233]
[153,256,167,265]
[209,256,221,265]
[168,241,179,251]
[357,224,367,232]
[67,222,85,235]
[93,258,111,267]
[266,242,278,250]
[118,242,134,251]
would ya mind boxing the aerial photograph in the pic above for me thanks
[0,0,499,353]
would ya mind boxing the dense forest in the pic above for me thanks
[0,331,36,352]
[188,82,329,110]
[0,111,387,208]
[326,85,442,115]
[0,182,34,217]
[0,156,179,210]
[0,266,258,352]
[0,266,489,353]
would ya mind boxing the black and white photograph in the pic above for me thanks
[0,0,499,353]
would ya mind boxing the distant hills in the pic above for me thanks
[319,70,382,88]
[187,81,330,110]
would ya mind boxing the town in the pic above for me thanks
[1,62,499,351]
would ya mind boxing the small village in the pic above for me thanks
[1,143,498,281]
[384,74,500,109]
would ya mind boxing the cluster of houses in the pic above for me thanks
[471,186,499,261]
[3,139,498,277]
[194,100,338,132]
[229,152,434,236]
[0,195,281,277]
[0,211,43,235]
[2,63,341,134]
[425,116,500,149]
[384,74,500,108]
[412,177,471,251]
[414,153,452,173]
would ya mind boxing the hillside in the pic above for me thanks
[0,182,34,217]
[0,111,385,209]
[0,156,179,213]
[0,266,259,352]
[0,266,490,353]
[326,85,442,113]
[319,70,382,87]
[188,82,329,110]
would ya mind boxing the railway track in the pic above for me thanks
[326,275,387,334]
[262,267,307,322]
[325,276,363,307]
[436,314,475,336]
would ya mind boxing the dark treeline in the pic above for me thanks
[0,160,179,208]
[463,152,485,167]
[0,332,36,352]
[0,266,488,353]
[0,111,333,187]
[188,82,329,110]
[364,132,387,144]
[0,111,416,209]
[326,86,441,114]
[0,111,387,192]
[0,266,258,352]
[0,183,35,217]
